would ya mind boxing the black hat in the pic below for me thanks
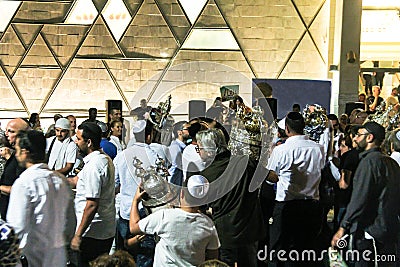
[360,121,385,142]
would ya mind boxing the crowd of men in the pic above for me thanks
[0,96,399,267]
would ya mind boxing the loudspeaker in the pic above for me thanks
[106,100,122,123]
[189,100,206,120]
[345,102,365,115]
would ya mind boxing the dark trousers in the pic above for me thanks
[78,237,114,267]
[269,200,322,266]
[219,242,258,267]
[352,237,397,267]
[363,74,373,95]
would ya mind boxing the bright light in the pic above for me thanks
[102,0,131,42]
[182,29,239,50]
[179,0,207,24]
[362,0,400,8]
[0,1,20,32]
[65,0,98,25]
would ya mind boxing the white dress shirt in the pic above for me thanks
[266,135,325,201]
[47,136,78,171]
[75,151,116,239]
[182,144,204,181]
[391,151,400,166]
[7,163,75,267]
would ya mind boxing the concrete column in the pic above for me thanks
[337,0,362,115]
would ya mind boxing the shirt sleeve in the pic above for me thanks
[6,179,31,236]
[207,224,221,250]
[66,142,78,164]
[138,210,163,235]
[340,159,374,231]
[113,155,121,188]
[83,162,106,199]
[266,147,279,172]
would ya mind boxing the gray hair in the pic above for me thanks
[196,128,227,155]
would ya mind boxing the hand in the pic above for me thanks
[133,186,146,203]
[136,234,145,243]
[331,227,345,248]
[70,235,82,251]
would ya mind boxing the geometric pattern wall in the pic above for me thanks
[0,0,330,119]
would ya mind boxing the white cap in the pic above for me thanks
[132,120,146,134]
[277,117,286,130]
[54,118,70,130]
[187,175,210,199]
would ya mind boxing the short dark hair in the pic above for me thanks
[78,122,102,149]
[89,108,97,113]
[285,112,305,134]
[16,130,46,163]
[172,121,188,138]
[327,114,339,121]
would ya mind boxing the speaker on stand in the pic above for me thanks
[189,100,206,120]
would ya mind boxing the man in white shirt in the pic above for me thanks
[70,123,116,267]
[114,121,169,252]
[168,121,189,185]
[7,130,75,267]
[47,118,78,176]
[130,175,220,267]
[266,112,325,265]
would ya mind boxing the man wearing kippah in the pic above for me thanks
[266,111,325,266]
[46,118,78,176]
[332,122,400,266]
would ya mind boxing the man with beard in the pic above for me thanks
[168,121,189,185]
[69,123,116,267]
[0,118,30,219]
[7,130,75,266]
[332,122,400,267]
[47,118,78,176]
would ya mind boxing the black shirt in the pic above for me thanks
[0,153,25,219]
[340,148,400,242]
[336,149,359,207]
[366,96,384,114]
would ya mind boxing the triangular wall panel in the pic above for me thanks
[13,68,61,112]
[12,24,41,47]
[292,0,325,25]
[155,0,191,44]
[120,0,178,58]
[105,59,169,108]
[195,0,226,28]
[218,0,304,77]
[308,0,329,63]
[43,59,126,113]
[0,66,26,112]
[279,33,326,79]
[20,34,59,67]
[124,0,143,16]
[42,25,89,66]
[178,0,207,25]
[0,26,25,75]
[77,16,123,57]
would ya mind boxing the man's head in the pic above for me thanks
[5,118,30,147]
[88,108,97,120]
[358,93,366,102]
[54,114,63,123]
[140,99,147,109]
[372,86,381,96]
[172,121,189,142]
[75,122,102,156]
[196,128,227,163]
[353,121,385,151]
[285,112,305,136]
[292,103,301,113]
[391,87,398,96]
[181,175,209,208]
[54,118,71,142]
[327,114,339,132]
[66,115,77,132]
[109,108,122,122]
[15,130,46,167]
[389,129,400,153]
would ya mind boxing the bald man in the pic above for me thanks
[0,118,30,219]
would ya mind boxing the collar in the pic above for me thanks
[359,147,381,159]
[83,150,101,164]
[27,163,48,170]
[175,139,186,149]
[285,135,309,143]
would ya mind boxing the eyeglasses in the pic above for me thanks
[355,132,370,137]
[181,128,189,131]
[195,145,211,153]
